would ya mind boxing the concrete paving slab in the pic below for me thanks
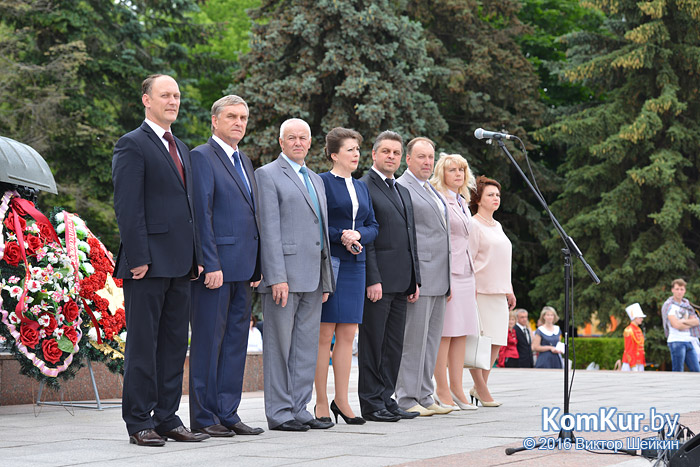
[1,367,699,466]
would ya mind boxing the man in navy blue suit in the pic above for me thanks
[113,74,207,446]
[189,95,264,437]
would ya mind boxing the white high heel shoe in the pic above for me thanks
[450,389,478,410]
[433,393,459,411]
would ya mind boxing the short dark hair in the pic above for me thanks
[372,130,403,152]
[469,175,502,213]
[141,74,168,96]
[324,127,363,162]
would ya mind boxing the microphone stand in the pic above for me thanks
[484,136,627,457]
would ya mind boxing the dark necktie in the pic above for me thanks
[385,178,404,209]
[299,166,324,250]
[233,150,252,200]
[456,194,466,214]
[163,131,185,185]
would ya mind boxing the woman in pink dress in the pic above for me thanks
[429,153,479,411]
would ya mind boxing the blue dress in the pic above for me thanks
[319,172,379,323]
[535,326,563,369]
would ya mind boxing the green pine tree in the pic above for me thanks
[232,0,447,170]
[531,0,700,335]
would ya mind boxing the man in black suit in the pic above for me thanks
[112,74,207,446]
[514,308,534,368]
[359,131,421,422]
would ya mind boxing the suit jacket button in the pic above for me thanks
[188,219,193,223]
[254,235,259,240]
[316,242,320,246]
[314,219,319,224]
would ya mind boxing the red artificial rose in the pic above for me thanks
[62,325,79,344]
[63,299,80,323]
[4,211,27,233]
[39,222,57,242]
[10,198,32,217]
[39,313,58,335]
[2,241,22,266]
[19,323,40,348]
[41,339,63,364]
[26,235,43,255]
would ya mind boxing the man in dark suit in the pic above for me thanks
[514,308,534,368]
[359,131,421,422]
[112,74,207,446]
[188,95,264,438]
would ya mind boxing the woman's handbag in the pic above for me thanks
[464,304,492,370]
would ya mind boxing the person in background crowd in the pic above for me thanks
[662,278,700,372]
[498,310,519,368]
[429,153,478,411]
[514,308,534,368]
[248,315,263,353]
[532,306,563,369]
[256,118,335,431]
[467,176,515,407]
[358,131,421,423]
[314,127,378,425]
[395,137,452,417]
[621,303,645,372]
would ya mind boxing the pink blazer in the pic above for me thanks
[442,192,475,276]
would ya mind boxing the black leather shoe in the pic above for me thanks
[228,421,264,435]
[129,429,165,447]
[390,407,420,419]
[160,425,210,442]
[270,420,310,432]
[193,424,234,437]
[304,418,334,429]
[363,409,400,422]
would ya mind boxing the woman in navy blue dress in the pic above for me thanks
[314,128,378,425]
[533,306,564,369]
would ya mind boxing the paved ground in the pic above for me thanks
[1,367,698,466]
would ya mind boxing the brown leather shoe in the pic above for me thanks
[227,421,264,435]
[193,424,235,438]
[129,429,165,447]
[160,425,210,442]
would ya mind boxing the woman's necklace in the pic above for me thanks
[476,212,496,226]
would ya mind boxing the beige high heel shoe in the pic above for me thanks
[469,387,502,407]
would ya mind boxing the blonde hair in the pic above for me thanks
[508,309,518,320]
[538,306,559,326]
[429,153,475,201]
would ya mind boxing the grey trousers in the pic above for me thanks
[261,286,323,428]
[395,294,447,409]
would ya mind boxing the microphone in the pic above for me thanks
[474,128,517,141]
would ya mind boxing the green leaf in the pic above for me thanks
[57,335,74,353]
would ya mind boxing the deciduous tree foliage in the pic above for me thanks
[0,0,209,251]
[233,0,447,170]
[531,0,700,330]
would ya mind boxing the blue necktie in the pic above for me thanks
[299,166,324,250]
[233,150,252,200]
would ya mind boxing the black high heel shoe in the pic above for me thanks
[314,404,332,423]
[330,400,366,425]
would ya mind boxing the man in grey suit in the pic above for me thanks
[255,118,335,431]
[395,137,452,416]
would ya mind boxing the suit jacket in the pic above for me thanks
[255,155,334,294]
[360,170,420,295]
[397,172,450,297]
[443,193,475,276]
[190,137,260,282]
[319,172,379,263]
[112,121,202,279]
[515,325,534,368]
